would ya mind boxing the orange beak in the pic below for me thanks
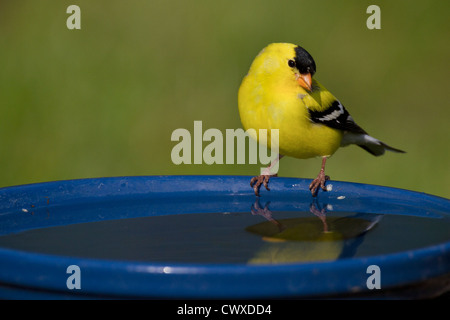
[297,73,312,91]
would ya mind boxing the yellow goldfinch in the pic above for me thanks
[238,43,405,196]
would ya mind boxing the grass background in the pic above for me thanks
[0,0,448,198]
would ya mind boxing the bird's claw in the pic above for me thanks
[309,173,330,197]
[250,174,277,197]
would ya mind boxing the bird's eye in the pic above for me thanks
[288,59,296,68]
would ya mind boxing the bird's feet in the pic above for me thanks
[309,171,330,197]
[250,174,277,197]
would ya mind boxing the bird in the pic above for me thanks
[238,43,405,196]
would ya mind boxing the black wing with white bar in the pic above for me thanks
[308,100,366,134]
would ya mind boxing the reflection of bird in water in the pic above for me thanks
[251,199,330,234]
[309,200,328,232]
[247,200,382,264]
[251,201,284,232]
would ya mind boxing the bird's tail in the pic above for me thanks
[342,133,406,156]
[357,140,405,156]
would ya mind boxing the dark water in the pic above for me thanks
[0,200,448,264]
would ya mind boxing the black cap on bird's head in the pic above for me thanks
[291,45,316,91]
[294,45,316,76]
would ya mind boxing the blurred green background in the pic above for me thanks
[0,0,448,198]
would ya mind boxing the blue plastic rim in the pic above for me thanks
[0,175,449,299]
